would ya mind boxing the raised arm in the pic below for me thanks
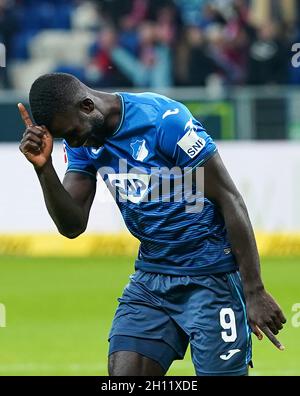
[18,103,96,239]
[201,152,286,350]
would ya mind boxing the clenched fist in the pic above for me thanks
[18,103,53,169]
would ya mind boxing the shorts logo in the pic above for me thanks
[177,118,206,159]
[220,349,241,361]
[130,139,149,162]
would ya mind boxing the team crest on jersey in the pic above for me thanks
[130,139,149,162]
[177,118,206,159]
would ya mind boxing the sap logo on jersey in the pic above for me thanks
[177,118,206,159]
[107,173,151,204]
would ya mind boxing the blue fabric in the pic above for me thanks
[108,270,252,376]
[64,92,237,276]
[109,335,179,372]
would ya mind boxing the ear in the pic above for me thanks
[80,98,94,114]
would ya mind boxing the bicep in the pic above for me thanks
[63,171,96,216]
[201,152,243,209]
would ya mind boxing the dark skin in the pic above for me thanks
[18,90,121,238]
[18,85,286,375]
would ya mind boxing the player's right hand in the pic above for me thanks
[18,103,53,169]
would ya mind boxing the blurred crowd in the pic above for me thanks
[1,0,300,89]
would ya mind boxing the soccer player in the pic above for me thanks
[19,73,286,376]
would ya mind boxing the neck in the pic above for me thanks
[91,90,122,136]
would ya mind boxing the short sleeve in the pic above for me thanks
[64,141,97,179]
[157,103,217,168]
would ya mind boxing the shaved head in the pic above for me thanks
[28,72,121,148]
[29,73,85,130]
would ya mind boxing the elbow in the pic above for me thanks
[63,231,83,240]
[58,225,86,240]
[226,192,250,219]
[234,193,248,213]
[219,191,249,216]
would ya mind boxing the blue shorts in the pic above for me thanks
[108,270,252,376]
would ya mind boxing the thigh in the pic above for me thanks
[108,271,189,372]
[174,271,252,376]
[108,337,178,376]
[109,351,165,376]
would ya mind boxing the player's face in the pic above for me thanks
[51,109,106,148]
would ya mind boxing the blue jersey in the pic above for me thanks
[64,92,237,275]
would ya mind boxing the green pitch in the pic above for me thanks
[0,255,299,376]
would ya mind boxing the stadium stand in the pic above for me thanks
[1,0,300,90]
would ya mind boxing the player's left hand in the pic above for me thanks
[245,289,286,350]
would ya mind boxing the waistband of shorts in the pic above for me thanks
[135,257,238,276]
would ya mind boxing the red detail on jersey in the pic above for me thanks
[63,144,68,164]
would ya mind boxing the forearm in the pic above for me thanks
[35,161,86,238]
[202,153,286,346]
[222,194,264,295]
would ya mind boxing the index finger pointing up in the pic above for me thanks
[18,103,34,127]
